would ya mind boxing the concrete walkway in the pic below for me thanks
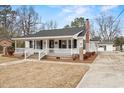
[77,53,124,88]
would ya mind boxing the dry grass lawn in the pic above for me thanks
[0,56,19,63]
[0,62,89,88]
[0,54,23,64]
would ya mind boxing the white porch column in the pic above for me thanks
[33,40,35,49]
[67,39,69,49]
[25,41,29,48]
[46,40,48,54]
[46,40,48,49]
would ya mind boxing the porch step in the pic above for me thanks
[27,53,46,60]
[28,53,39,59]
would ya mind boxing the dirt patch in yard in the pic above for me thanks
[0,62,89,88]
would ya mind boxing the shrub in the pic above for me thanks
[7,46,15,56]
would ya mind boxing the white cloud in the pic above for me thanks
[101,5,118,12]
[58,6,92,25]
[59,6,90,16]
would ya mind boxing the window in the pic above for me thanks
[73,39,77,48]
[61,40,67,48]
[68,39,77,48]
[68,40,71,48]
[59,40,61,48]
[99,46,103,47]
[29,41,33,48]
[59,40,67,48]
[49,40,54,48]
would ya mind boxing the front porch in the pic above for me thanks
[14,38,83,60]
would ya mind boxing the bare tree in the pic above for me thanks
[45,20,57,30]
[16,6,39,36]
[96,14,121,41]
[90,21,97,39]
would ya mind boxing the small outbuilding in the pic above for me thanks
[97,41,116,52]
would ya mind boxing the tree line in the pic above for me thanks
[0,5,57,37]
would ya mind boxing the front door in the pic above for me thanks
[49,40,54,48]
[40,40,43,49]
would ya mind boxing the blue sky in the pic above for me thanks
[12,5,124,34]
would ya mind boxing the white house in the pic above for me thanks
[12,19,95,60]
[12,27,89,60]
[12,18,117,60]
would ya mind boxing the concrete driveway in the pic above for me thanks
[77,52,124,88]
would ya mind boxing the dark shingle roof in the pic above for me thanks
[20,27,85,38]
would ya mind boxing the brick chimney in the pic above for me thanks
[85,19,90,52]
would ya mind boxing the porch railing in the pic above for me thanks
[38,49,48,60]
[48,48,79,56]
[15,48,81,60]
[24,48,48,60]
[24,48,35,59]
[15,48,25,54]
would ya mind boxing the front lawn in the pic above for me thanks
[0,54,23,64]
[0,62,89,88]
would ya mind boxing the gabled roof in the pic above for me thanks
[18,27,85,38]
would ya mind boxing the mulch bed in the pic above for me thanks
[43,54,98,64]
[2,54,24,59]
[81,54,97,63]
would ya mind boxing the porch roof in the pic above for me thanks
[12,27,86,40]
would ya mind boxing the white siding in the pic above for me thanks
[98,47,104,51]
[77,38,86,54]
[25,41,29,48]
[77,38,83,48]
[98,44,114,52]
[106,44,113,51]
[90,41,98,52]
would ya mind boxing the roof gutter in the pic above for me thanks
[11,35,73,40]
